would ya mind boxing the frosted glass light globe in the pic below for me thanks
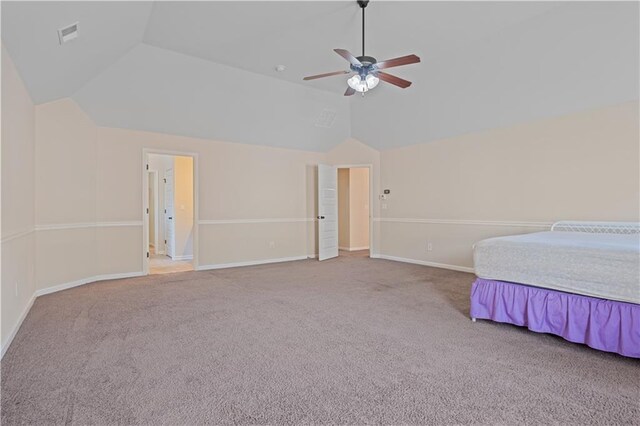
[365,74,379,89]
[347,75,368,93]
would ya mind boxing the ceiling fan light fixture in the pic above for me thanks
[303,0,420,95]
[347,74,368,93]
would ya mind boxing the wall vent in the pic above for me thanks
[315,109,337,128]
[58,22,79,45]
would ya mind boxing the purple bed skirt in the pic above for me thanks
[470,278,640,358]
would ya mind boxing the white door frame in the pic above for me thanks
[142,148,199,275]
[332,164,373,258]
[147,170,159,249]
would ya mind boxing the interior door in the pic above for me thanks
[164,168,175,259]
[317,164,338,261]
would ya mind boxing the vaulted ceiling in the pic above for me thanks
[2,1,638,151]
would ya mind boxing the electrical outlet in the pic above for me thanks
[269,241,276,248]
[382,203,387,210]
[427,242,433,251]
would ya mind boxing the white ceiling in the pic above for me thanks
[2,1,638,151]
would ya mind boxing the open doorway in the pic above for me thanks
[145,152,195,274]
[337,167,370,257]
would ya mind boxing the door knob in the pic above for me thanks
[168,217,173,220]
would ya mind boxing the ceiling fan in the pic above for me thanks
[303,0,420,96]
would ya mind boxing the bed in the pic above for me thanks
[470,221,640,358]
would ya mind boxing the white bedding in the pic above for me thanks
[473,231,640,304]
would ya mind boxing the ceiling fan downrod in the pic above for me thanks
[358,0,368,57]
[356,0,376,67]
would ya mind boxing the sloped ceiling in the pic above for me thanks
[2,1,638,151]
[1,1,152,103]
[73,43,351,152]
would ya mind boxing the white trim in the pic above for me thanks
[96,221,144,228]
[1,228,34,244]
[196,255,307,271]
[372,254,475,274]
[374,218,552,228]
[170,255,193,261]
[339,246,370,251]
[35,272,145,297]
[34,221,143,231]
[199,218,313,225]
[0,294,36,359]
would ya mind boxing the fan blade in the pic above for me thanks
[375,54,420,70]
[303,70,350,81]
[334,49,362,66]
[377,71,412,89]
[344,86,356,96]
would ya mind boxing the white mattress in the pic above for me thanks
[473,231,640,304]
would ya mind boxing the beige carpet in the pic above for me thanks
[2,252,639,424]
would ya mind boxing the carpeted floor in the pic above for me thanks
[2,252,639,425]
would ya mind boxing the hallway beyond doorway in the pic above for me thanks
[149,246,193,274]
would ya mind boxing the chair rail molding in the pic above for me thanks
[198,218,314,225]
[374,218,553,228]
[34,221,144,231]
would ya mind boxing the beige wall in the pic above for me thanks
[1,45,36,351]
[337,167,370,251]
[173,156,194,259]
[348,168,369,250]
[35,98,98,288]
[337,168,350,249]
[379,101,640,270]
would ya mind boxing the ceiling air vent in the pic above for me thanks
[315,109,337,128]
[58,22,79,45]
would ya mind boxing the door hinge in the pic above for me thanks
[164,209,167,214]
[146,208,149,214]
[147,252,150,258]
[164,239,167,244]
[164,178,167,183]
[146,164,149,170]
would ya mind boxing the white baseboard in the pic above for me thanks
[170,255,193,261]
[196,255,308,271]
[1,294,36,359]
[372,254,475,273]
[35,271,145,297]
[339,246,369,251]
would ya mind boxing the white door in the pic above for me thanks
[317,164,338,261]
[164,168,175,258]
